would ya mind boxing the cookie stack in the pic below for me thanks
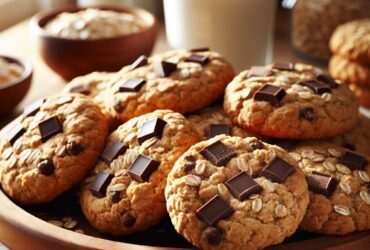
[1,48,370,250]
[329,18,370,108]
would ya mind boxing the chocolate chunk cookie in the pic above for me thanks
[224,63,359,139]
[0,94,109,204]
[94,49,235,123]
[165,135,309,250]
[291,143,370,235]
[80,110,201,235]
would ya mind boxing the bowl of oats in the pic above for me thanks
[30,5,157,80]
[0,55,33,115]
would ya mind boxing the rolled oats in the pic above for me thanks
[333,205,350,216]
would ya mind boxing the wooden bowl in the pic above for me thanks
[0,186,369,250]
[0,55,32,116]
[30,5,158,80]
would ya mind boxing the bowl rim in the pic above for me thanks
[30,4,157,42]
[0,55,33,91]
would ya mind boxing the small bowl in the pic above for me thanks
[0,55,33,116]
[30,5,158,80]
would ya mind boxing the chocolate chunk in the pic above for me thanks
[259,157,295,183]
[66,142,84,156]
[131,55,148,70]
[306,171,337,197]
[315,73,339,88]
[225,172,262,201]
[250,140,264,151]
[121,212,136,227]
[342,143,356,151]
[5,122,25,145]
[202,227,222,245]
[89,172,114,198]
[38,159,55,176]
[200,140,236,167]
[23,99,44,117]
[339,151,368,171]
[272,62,294,71]
[155,60,177,77]
[196,195,234,225]
[253,84,286,106]
[268,138,299,152]
[247,66,273,78]
[298,80,331,95]
[190,47,210,52]
[299,107,316,122]
[128,154,160,182]
[111,191,121,203]
[100,141,127,164]
[38,116,63,142]
[185,54,209,65]
[205,124,232,139]
[69,85,90,95]
[113,99,124,112]
[184,155,196,172]
[137,118,167,144]
[119,78,146,92]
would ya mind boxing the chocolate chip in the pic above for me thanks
[183,155,196,172]
[342,143,356,151]
[315,73,339,89]
[154,60,177,77]
[121,212,136,227]
[38,159,55,176]
[339,151,368,171]
[225,172,262,201]
[200,140,236,167]
[306,171,337,197]
[272,62,294,71]
[128,154,160,182]
[23,99,44,117]
[259,157,295,183]
[299,107,316,122]
[250,140,264,151]
[119,78,146,92]
[205,124,232,139]
[268,138,299,152]
[131,55,148,70]
[253,84,286,106]
[137,118,167,144]
[202,227,222,245]
[196,195,234,225]
[89,172,114,198]
[298,80,331,95]
[69,85,90,95]
[66,142,84,156]
[5,122,25,145]
[100,141,127,164]
[247,66,273,78]
[38,116,63,142]
[185,54,209,65]
[113,100,124,112]
[111,191,121,203]
[190,47,210,52]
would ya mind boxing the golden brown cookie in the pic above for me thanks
[166,135,309,250]
[80,110,201,235]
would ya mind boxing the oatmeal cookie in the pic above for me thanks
[330,18,370,66]
[0,94,109,204]
[291,143,370,235]
[79,110,201,235]
[165,135,309,250]
[94,48,235,123]
[224,63,359,139]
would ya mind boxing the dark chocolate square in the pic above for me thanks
[131,55,148,70]
[259,157,295,183]
[119,78,146,92]
[23,99,44,117]
[205,124,232,139]
[225,172,263,201]
[272,62,294,71]
[306,171,337,197]
[190,47,209,52]
[200,140,236,167]
[100,141,128,164]
[89,172,114,198]
[38,116,63,142]
[339,151,368,171]
[196,195,234,225]
[185,54,209,65]
[298,80,331,95]
[5,122,25,145]
[315,72,339,89]
[253,84,286,106]
[247,66,273,78]
[128,154,160,182]
[154,60,177,77]
[137,118,167,144]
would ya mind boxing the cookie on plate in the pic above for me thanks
[0,94,109,204]
[187,106,257,140]
[329,55,370,86]
[224,63,359,139]
[165,135,309,250]
[80,110,201,235]
[94,48,235,123]
[62,71,116,98]
[329,18,370,66]
[348,83,370,108]
[291,143,370,235]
